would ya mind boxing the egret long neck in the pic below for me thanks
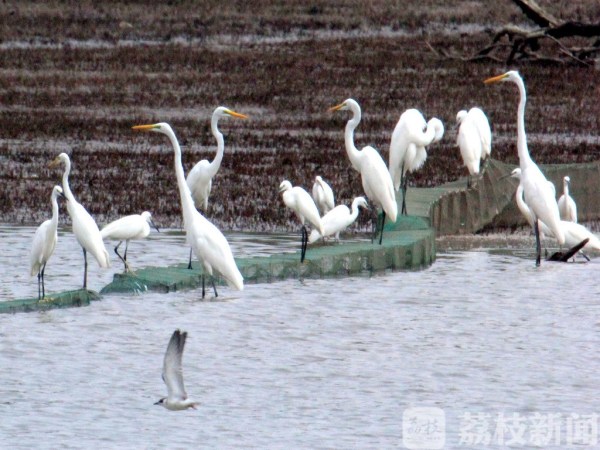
[344,109,362,170]
[350,201,360,221]
[207,114,225,178]
[50,191,60,228]
[564,181,569,196]
[61,159,75,202]
[166,128,196,222]
[515,78,534,168]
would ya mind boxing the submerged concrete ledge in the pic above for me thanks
[0,289,100,314]
[100,216,435,295]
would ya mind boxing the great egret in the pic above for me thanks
[279,180,324,263]
[485,70,564,266]
[329,98,397,244]
[511,168,599,259]
[456,107,492,187]
[30,185,63,299]
[309,196,369,243]
[184,107,247,269]
[186,106,248,211]
[312,175,335,216]
[101,211,160,272]
[49,153,110,288]
[389,108,444,215]
[558,176,577,223]
[155,329,198,411]
[133,122,243,298]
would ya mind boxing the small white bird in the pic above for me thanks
[456,107,492,187]
[389,108,444,215]
[558,176,577,223]
[279,180,324,263]
[312,175,335,216]
[309,196,369,243]
[30,185,63,299]
[155,330,198,411]
[101,211,160,272]
[49,153,110,288]
[133,122,243,299]
[329,98,397,244]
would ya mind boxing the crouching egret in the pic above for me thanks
[558,176,577,223]
[101,211,160,272]
[309,196,369,243]
[133,123,243,298]
[49,153,110,288]
[30,185,64,299]
[312,175,335,216]
[329,98,397,244]
[456,107,492,187]
[389,108,444,215]
[485,70,564,266]
[279,180,324,263]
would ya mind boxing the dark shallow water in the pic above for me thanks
[1,225,599,449]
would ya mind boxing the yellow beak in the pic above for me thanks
[132,124,159,131]
[328,102,345,112]
[225,109,249,119]
[48,157,61,168]
[484,73,509,84]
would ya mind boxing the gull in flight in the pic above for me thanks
[155,330,198,411]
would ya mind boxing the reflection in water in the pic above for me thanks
[0,225,599,448]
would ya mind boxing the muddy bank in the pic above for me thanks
[1,1,599,230]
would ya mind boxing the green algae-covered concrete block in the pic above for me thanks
[0,289,99,314]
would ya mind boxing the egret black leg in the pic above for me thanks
[187,248,193,270]
[83,248,88,289]
[401,174,409,215]
[41,263,46,299]
[114,241,127,272]
[300,225,307,263]
[37,268,42,300]
[201,274,206,299]
[534,219,541,267]
[211,278,218,298]
[378,211,387,245]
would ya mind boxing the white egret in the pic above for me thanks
[485,70,564,266]
[312,175,335,216]
[49,153,110,288]
[101,211,160,272]
[155,329,198,411]
[329,98,397,244]
[29,185,63,299]
[511,168,598,260]
[389,108,444,215]
[309,196,369,243]
[279,180,324,263]
[558,176,577,223]
[456,107,492,187]
[186,106,248,211]
[132,122,243,298]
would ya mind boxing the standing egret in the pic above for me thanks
[101,211,160,272]
[558,176,577,223]
[30,185,63,299]
[511,168,598,260]
[456,107,492,187]
[312,175,335,216]
[389,108,444,215]
[132,123,243,298]
[49,153,110,288]
[279,180,324,263]
[485,70,564,266]
[309,196,369,243]
[184,106,247,269]
[329,99,397,244]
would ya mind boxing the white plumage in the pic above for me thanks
[309,196,368,243]
[312,175,335,216]
[557,176,577,223]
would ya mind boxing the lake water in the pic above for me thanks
[1,225,599,449]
